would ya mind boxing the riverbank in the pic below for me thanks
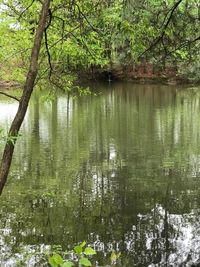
[0,62,199,91]
[78,62,199,85]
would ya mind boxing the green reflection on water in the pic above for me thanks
[1,83,200,266]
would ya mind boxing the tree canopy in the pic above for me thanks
[0,0,200,84]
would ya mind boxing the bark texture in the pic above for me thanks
[0,0,51,195]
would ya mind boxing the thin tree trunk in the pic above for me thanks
[0,0,50,195]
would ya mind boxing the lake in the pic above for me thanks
[1,83,200,266]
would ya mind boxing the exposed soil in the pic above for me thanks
[79,62,195,85]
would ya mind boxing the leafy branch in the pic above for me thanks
[48,242,96,267]
[139,0,184,57]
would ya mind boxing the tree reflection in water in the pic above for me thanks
[1,84,200,266]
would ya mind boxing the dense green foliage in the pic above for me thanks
[0,0,200,85]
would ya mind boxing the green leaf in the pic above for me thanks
[110,251,121,264]
[48,256,58,267]
[74,245,82,255]
[61,261,74,267]
[80,241,87,248]
[111,251,117,264]
[84,247,96,256]
[79,257,92,266]
[116,252,121,259]
[53,254,63,265]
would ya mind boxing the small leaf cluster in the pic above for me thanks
[0,129,22,146]
[6,133,22,146]
[110,251,121,265]
[48,242,96,267]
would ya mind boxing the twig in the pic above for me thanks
[139,0,183,57]
[75,4,103,35]
[163,35,200,58]
[18,0,35,20]
[34,66,50,86]
[44,8,53,78]
[0,91,20,101]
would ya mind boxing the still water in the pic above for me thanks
[1,83,200,266]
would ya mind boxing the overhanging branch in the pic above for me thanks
[139,0,184,57]
[0,91,20,101]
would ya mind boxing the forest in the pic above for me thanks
[0,0,200,86]
[0,0,200,266]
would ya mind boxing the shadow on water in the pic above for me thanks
[1,83,200,266]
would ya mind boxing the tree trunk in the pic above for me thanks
[0,0,51,195]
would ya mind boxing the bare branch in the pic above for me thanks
[0,91,20,102]
[18,0,35,20]
[2,1,20,16]
[44,8,53,78]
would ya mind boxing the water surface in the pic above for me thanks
[1,83,200,266]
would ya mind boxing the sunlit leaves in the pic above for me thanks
[48,242,96,267]
[84,247,96,256]
[74,245,82,255]
[61,262,74,267]
[79,257,92,266]
[110,251,121,265]
[48,253,63,266]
